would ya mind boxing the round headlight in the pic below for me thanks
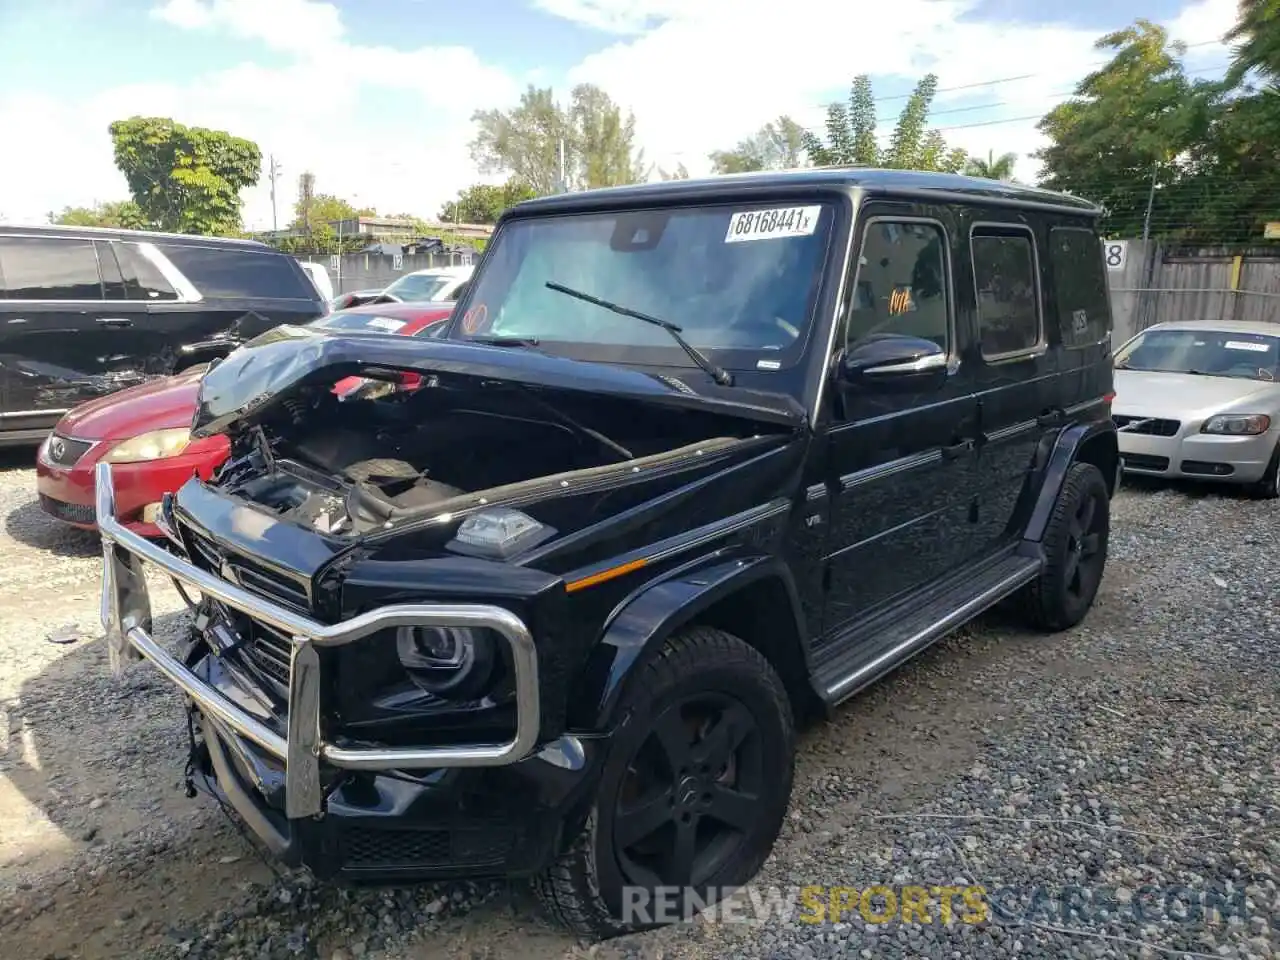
[395,626,496,698]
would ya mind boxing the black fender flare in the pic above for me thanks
[578,553,814,733]
[1023,420,1119,543]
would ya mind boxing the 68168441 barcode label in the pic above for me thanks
[724,205,822,243]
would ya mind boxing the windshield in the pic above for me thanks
[384,273,453,301]
[309,310,410,334]
[448,202,834,370]
[1114,328,1280,381]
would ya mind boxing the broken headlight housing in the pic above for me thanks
[395,625,498,699]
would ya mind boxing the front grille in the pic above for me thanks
[1113,415,1181,437]
[341,826,514,869]
[184,526,310,610]
[241,619,293,689]
[1124,453,1170,472]
[44,434,94,467]
[39,494,96,524]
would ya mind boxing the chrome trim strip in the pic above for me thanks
[986,418,1038,443]
[0,409,70,418]
[824,560,1040,702]
[840,449,942,491]
[94,462,541,820]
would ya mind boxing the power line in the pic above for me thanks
[825,37,1227,110]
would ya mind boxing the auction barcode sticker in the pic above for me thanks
[1224,340,1271,352]
[725,205,822,243]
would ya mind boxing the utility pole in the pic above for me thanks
[1141,159,1157,242]
[268,154,283,232]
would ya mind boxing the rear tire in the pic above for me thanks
[534,626,794,941]
[1020,462,1110,631]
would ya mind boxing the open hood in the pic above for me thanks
[191,324,806,439]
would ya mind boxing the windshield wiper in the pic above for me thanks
[544,281,734,386]
[468,335,540,347]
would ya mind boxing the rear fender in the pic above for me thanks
[1023,421,1119,543]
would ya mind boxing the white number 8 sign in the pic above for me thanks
[1104,240,1127,271]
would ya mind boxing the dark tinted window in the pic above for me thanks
[0,236,103,300]
[96,241,127,300]
[847,221,949,350]
[972,230,1041,358]
[114,243,177,300]
[1049,227,1111,347]
[158,244,315,300]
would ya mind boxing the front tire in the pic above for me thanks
[534,626,795,941]
[1020,461,1110,631]
[1248,442,1280,500]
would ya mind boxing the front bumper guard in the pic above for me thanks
[94,461,541,820]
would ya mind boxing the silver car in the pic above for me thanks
[1113,319,1280,497]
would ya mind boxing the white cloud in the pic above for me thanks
[558,0,1236,184]
[0,0,518,229]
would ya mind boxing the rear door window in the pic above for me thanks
[158,244,315,299]
[1048,227,1111,348]
[0,236,104,300]
[971,227,1042,359]
[113,243,178,301]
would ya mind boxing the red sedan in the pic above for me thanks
[36,302,451,538]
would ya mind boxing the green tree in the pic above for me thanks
[1225,0,1280,87]
[48,200,146,229]
[1035,20,1213,238]
[708,116,808,173]
[108,116,261,235]
[658,162,690,180]
[469,84,648,194]
[801,74,966,171]
[438,180,537,224]
[963,150,1020,181]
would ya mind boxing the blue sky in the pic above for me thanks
[0,0,1239,228]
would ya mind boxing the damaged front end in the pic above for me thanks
[96,328,800,880]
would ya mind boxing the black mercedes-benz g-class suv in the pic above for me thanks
[0,224,325,446]
[96,169,1118,939]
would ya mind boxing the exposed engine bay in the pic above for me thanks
[210,371,780,537]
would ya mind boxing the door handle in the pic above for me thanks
[1036,407,1066,429]
[941,438,975,460]
[96,317,134,327]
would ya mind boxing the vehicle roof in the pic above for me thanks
[510,167,1101,217]
[0,222,272,249]
[333,300,455,319]
[403,265,473,278]
[1143,318,1280,336]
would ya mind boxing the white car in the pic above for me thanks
[296,261,334,301]
[1112,319,1280,497]
[379,265,472,303]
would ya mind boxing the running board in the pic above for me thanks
[812,552,1042,706]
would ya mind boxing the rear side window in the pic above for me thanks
[114,243,177,301]
[158,244,315,300]
[0,236,103,300]
[1049,227,1111,347]
[971,227,1042,359]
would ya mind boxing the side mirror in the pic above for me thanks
[838,334,949,392]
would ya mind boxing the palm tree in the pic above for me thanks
[963,149,1019,181]
[1224,0,1280,87]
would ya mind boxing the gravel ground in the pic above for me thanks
[0,449,1276,960]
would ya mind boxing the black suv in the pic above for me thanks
[0,224,325,445]
[95,170,1118,939]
